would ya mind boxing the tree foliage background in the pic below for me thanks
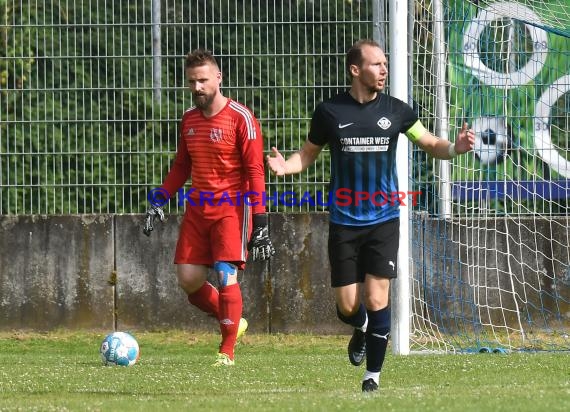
[2,0,567,215]
[1,0,371,214]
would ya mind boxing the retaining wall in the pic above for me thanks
[1,213,568,333]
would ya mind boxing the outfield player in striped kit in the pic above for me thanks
[143,49,274,366]
[267,39,474,392]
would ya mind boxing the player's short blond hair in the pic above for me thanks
[185,49,219,70]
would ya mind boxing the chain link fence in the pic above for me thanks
[1,0,376,214]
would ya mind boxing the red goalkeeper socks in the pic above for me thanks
[218,283,243,359]
[187,281,220,318]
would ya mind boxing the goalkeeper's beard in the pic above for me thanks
[193,92,215,110]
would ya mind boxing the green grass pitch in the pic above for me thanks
[0,331,568,411]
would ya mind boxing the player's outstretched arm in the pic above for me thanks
[266,140,323,176]
[415,122,475,160]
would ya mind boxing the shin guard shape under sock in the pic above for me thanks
[365,307,391,373]
[218,283,243,359]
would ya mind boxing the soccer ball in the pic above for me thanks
[99,331,140,366]
[472,116,512,165]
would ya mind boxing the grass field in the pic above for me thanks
[0,331,568,411]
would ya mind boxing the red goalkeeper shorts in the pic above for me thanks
[174,202,251,270]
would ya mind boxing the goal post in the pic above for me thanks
[410,0,570,353]
[388,0,412,356]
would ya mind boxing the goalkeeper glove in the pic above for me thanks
[143,205,165,236]
[248,213,275,261]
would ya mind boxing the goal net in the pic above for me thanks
[411,0,569,352]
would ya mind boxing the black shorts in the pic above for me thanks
[328,218,399,287]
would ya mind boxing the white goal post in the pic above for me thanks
[389,0,412,356]
[390,0,570,354]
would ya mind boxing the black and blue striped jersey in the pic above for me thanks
[308,91,423,226]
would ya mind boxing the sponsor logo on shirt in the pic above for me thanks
[339,136,391,152]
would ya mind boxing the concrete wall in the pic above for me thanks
[0,213,346,334]
[0,215,114,330]
[1,213,568,333]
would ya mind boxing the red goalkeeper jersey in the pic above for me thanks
[161,99,266,215]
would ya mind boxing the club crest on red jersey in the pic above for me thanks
[210,128,223,143]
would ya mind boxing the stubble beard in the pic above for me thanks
[367,85,383,95]
[373,81,385,93]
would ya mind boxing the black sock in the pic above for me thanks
[336,302,367,329]
[365,306,391,373]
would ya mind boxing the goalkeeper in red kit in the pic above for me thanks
[143,49,275,366]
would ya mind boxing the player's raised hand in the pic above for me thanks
[266,147,287,176]
[455,122,475,154]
